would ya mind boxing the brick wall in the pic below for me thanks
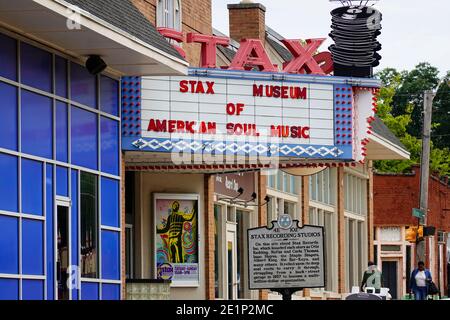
[131,0,212,67]
[257,172,268,300]
[228,3,266,44]
[204,174,215,300]
[374,166,450,231]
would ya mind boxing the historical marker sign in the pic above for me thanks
[248,216,325,290]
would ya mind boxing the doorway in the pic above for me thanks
[382,261,398,299]
[226,223,237,300]
[56,203,70,300]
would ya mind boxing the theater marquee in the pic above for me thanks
[121,68,380,164]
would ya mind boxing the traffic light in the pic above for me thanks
[417,226,424,240]
[405,226,417,243]
[405,226,424,243]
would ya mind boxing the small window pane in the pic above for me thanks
[102,284,120,300]
[56,166,69,197]
[100,76,119,116]
[0,82,18,151]
[21,43,52,92]
[22,159,43,216]
[71,62,97,108]
[22,280,44,300]
[0,153,18,212]
[21,90,53,159]
[55,56,68,98]
[101,230,120,280]
[101,177,119,228]
[81,172,98,278]
[81,282,99,300]
[71,106,98,170]
[22,219,44,275]
[0,33,17,81]
[56,102,68,162]
[0,215,19,274]
[0,279,19,300]
[101,117,119,175]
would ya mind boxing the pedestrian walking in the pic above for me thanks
[410,261,432,300]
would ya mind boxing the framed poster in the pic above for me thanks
[153,193,200,287]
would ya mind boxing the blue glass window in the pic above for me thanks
[46,164,54,300]
[0,215,19,274]
[56,102,68,163]
[102,284,120,300]
[101,230,120,280]
[71,106,98,170]
[71,62,97,108]
[101,177,119,228]
[21,90,53,159]
[22,280,44,300]
[0,153,18,212]
[81,282,99,300]
[22,159,43,216]
[55,56,68,98]
[100,76,119,116]
[101,117,119,175]
[0,82,18,151]
[21,43,52,92]
[0,279,19,300]
[56,166,68,197]
[22,219,44,275]
[0,33,17,81]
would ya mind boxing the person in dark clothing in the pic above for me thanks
[409,261,432,300]
[361,261,383,292]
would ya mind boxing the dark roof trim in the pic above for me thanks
[227,3,266,12]
[62,0,185,61]
[372,116,407,151]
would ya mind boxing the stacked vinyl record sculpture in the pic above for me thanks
[329,5,382,78]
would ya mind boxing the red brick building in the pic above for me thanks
[374,165,450,298]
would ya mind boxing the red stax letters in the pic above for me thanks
[186,33,230,68]
[281,39,327,75]
[310,51,334,74]
[229,39,277,72]
[179,80,215,94]
[157,28,334,75]
[157,28,186,58]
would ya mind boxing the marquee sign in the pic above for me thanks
[122,68,379,165]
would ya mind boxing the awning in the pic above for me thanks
[366,116,410,160]
[0,0,188,76]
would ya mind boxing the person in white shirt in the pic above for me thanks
[409,261,432,300]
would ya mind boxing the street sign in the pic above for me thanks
[412,208,425,219]
[248,215,325,290]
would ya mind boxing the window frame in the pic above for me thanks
[157,0,182,31]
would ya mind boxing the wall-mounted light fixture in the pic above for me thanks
[217,188,270,208]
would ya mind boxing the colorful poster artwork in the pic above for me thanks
[155,196,199,285]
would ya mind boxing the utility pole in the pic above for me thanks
[416,90,434,262]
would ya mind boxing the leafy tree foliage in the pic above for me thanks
[374,65,450,176]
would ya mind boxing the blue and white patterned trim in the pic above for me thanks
[122,137,352,159]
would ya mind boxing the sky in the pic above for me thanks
[212,0,450,74]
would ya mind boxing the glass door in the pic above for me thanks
[56,204,70,300]
[226,223,237,300]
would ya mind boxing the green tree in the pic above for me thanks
[391,63,440,139]
[374,66,450,176]
[432,71,450,149]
